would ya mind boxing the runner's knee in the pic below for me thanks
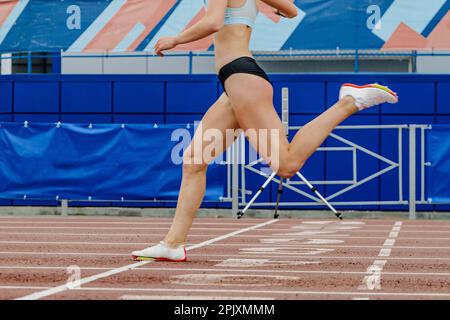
[182,153,208,174]
[276,163,298,179]
[276,157,304,179]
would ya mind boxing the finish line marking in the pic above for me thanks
[15,219,278,300]
[358,221,402,291]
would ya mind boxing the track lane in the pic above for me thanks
[0,217,448,300]
[14,219,278,300]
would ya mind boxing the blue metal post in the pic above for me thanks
[412,50,417,73]
[52,50,62,74]
[354,49,359,73]
[188,51,193,75]
[27,51,32,74]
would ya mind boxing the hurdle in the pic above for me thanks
[228,91,436,220]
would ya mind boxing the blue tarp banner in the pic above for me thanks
[427,125,450,203]
[0,0,449,52]
[0,122,225,201]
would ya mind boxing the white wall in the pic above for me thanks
[62,52,192,74]
[61,52,450,75]
[416,51,450,74]
[1,53,12,75]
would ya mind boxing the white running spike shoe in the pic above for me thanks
[339,83,399,111]
[132,241,187,262]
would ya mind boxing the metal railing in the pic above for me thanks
[1,49,450,74]
[408,124,431,219]
[223,85,433,219]
[227,124,429,219]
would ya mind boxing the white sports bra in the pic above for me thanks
[204,0,258,29]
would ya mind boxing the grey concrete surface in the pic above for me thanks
[0,206,449,220]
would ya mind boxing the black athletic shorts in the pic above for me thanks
[218,56,270,93]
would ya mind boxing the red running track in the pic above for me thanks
[0,215,449,300]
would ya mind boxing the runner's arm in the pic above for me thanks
[260,0,298,18]
[155,0,227,56]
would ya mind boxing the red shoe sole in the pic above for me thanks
[132,255,187,262]
[342,83,398,99]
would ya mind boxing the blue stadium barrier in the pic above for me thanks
[0,73,450,210]
[427,125,450,204]
[0,122,225,202]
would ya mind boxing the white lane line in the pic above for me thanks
[0,240,170,246]
[1,251,449,261]
[209,255,450,261]
[3,265,450,277]
[0,266,112,271]
[358,260,387,290]
[15,219,278,300]
[271,229,450,233]
[0,226,241,231]
[1,232,450,241]
[0,218,236,223]
[9,286,450,298]
[0,225,449,233]
[1,217,445,229]
[0,217,246,221]
[0,232,243,238]
[0,217,258,222]
[98,268,450,277]
[378,249,392,257]
[119,295,274,300]
[0,220,401,227]
[186,220,278,251]
[0,241,448,250]
[0,251,130,257]
[358,222,402,292]
[389,232,399,238]
[0,286,50,290]
[198,244,448,249]
[0,221,257,226]
[15,260,150,300]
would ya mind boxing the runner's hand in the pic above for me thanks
[273,9,287,17]
[154,37,178,56]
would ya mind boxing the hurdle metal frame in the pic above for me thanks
[409,124,432,219]
[227,88,431,220]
